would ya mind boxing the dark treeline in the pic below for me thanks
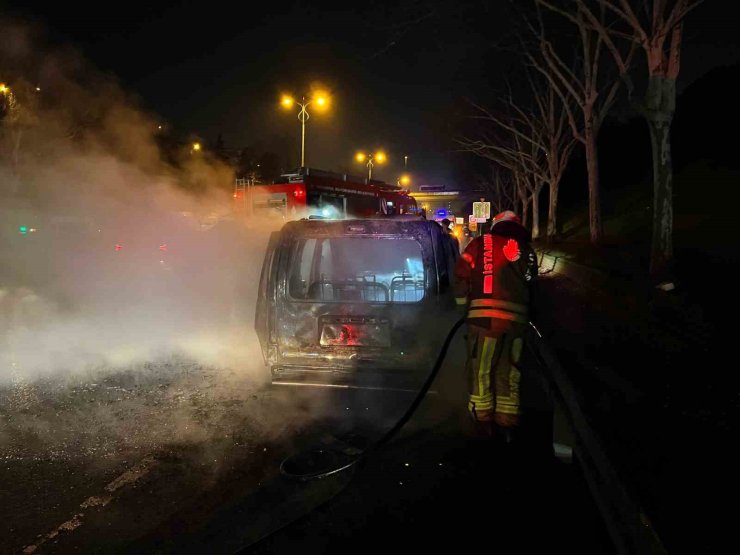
[561,61,740,227]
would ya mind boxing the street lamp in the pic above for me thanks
[281,91,330,168]
[398,173,411,188]
[355,151,387,181]
[191,142,202,155]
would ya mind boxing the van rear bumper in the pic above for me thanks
[270,365,428,392]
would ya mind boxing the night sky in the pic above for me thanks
[4,0,740,186]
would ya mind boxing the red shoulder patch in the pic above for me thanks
[503,239,521,262]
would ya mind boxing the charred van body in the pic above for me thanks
[255,218,456,390]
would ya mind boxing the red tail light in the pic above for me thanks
[114,244,123,251]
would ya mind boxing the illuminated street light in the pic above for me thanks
[398,174,411,188]
[191,142,202,154]
[355,150,387,181]
[0,83,8,94]
[280,91,331,167]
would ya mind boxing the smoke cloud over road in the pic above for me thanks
[0,19,277,387]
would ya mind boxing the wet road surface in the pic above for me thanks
[0,356,446,554]
[1,320,611,554]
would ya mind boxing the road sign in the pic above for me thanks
[472,201,491,221]
[455,217,464,225]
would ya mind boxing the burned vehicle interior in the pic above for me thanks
[255,218,455,388]
[288,235,426,304]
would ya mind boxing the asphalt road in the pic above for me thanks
[0,358,416,554]
[0,320,612,554]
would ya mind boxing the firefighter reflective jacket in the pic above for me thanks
[453,222,537,333]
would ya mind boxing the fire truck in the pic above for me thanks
[233,167,419,220]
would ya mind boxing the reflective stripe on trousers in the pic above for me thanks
[466,329,523,421]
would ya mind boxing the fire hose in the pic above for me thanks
[280,317,466,481]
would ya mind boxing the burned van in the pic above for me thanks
[255,217,457,390]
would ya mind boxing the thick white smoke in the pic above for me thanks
[0,20,279,387]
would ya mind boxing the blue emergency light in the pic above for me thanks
[435,208,448,219]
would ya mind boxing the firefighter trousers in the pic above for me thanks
[466,324,523,427]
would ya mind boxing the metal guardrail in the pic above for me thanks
[537,250,610,287]
[527,323,667,555]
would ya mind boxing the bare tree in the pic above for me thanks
[457,99,546,237]
[476,164,518,214]
[530,1,637,244]
[562,0,702,280]
[458,70,576,240]
[515,169,536,229]
[527,74,578,240]
[511,113,546,236]
[504,71,578,240]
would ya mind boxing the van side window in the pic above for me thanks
[289,238,316,299]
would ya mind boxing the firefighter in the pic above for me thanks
[438,218,460,287]
[440,218,460,254]
[453,210,537,437]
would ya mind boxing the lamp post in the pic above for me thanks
[398,155,410,188]
[281,92,330,168]
[355,151,386,181]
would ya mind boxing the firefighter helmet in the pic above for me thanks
[491,210,521,226]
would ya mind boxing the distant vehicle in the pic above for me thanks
[255,217,456,390]
[234,167,419,220]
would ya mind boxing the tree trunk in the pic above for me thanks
[531,188,542,240]
[520,195,530,228]
[644,75,676,282]
[584,122,603,245]
[547,180,559,241]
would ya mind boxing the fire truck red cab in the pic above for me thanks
[234,168,419,220]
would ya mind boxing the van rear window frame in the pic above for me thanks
[285,234,428,304]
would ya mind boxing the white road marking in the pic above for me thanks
[22,455,158,553]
